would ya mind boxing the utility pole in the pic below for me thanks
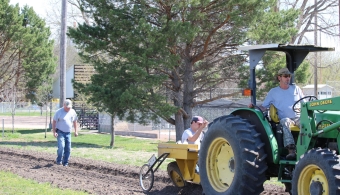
[59,0,67,107]
[313,0,318,97]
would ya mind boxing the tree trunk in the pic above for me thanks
[11,113,14,134]
[11,88,16,134]
[45,104,48,138]
[183,58,194,130]
[172,67,184,142]
[110,115,115,148]
[175,110,184,141]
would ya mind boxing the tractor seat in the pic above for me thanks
[269,105,300,132]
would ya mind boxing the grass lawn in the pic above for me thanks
[0,128,167,167]
[0,171,88,195]
[0,111,44,117]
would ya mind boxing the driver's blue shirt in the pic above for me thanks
[262,84,304,119]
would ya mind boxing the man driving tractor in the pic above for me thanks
[249,68,304,160]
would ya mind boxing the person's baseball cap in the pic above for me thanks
[278,68,291,75]
[192,116,204,123]
[64,99,72,108]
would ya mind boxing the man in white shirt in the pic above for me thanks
[52,99,78,166]
[181,116,209,150]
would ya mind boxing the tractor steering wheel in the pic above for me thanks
[292,96,318,113]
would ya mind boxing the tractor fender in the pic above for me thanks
[231,108,280,164]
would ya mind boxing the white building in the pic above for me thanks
[302,84,333,99]
[52,65,75,99]
[52,64,96,99]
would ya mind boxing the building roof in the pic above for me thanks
[302,84,334,89]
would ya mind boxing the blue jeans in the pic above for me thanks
[280,117,300,147]
[56,130,71,165]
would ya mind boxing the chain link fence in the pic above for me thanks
[195,88,243,101]
[98,97,251,134]
[0,102,60,115]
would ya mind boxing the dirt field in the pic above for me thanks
[0,116,289,195]
[0,147,289,195]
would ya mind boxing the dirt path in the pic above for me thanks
[1,115,50,129]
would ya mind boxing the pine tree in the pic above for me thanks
[69,0,277,141]
[0,1,56,103]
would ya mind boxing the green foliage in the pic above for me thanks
[20,6,57,101]
[70,1,178,123]
[69,0,276,130]
[294,61,310,85]
[239,7,310,99]
[257,56,309,98]
[0,1,23,85]
[0,1,56,102]
[239,53,310,100]
[248,9,299,44]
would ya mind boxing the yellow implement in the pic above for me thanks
[139,143,200,192]
[158,143,200,185]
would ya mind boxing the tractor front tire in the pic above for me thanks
[199,115,268,195]
[167,161,186,188]
[291,148,340,195]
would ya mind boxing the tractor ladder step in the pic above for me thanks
[278,160,296,183]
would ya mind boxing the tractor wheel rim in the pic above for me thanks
[298,164,328,195]
[207,137,234,192]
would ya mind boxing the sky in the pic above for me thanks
[8,0,339,51]
[9,0,49,19]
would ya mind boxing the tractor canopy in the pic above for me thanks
[238,44,335,104]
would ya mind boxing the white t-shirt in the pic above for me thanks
[53,108,78,132]
[181,128,204,149]
[262,84,304,119]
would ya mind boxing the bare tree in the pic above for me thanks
[2,80,25,133]
[45,0,91,40]
[35,81,53,138]
[280,0,339,95]
[280,0,339,44]
[45,0,89,90]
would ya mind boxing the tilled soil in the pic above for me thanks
[0,146,289,195]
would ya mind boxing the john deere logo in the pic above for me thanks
[309,99,332,107]
[317,123,331,130]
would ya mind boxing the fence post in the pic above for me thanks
[2,119,4,138]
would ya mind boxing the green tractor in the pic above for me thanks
[199,44,340,195]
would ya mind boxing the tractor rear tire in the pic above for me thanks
[199,115,268,195]
[291,148,340,195]
[167,161,186,188]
